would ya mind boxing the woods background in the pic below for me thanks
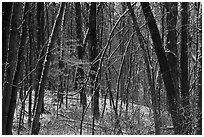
[2,2,202,135]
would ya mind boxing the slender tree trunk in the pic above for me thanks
[127,2,160,134]
[75,2,87,109]
[2,2,12,86]
[141,2,182,134]
[118,3,128,113]
[197,56,202,134]
[125,54,132,118]
[7,2,29,134]
[2,3,22,134]
[89,1,100,120]
[57,5,65,108]
[75,2,87,134]
[33,2,46,114]
[165,3,178,54]
[180,2,192,134]
[31,3,65,134]
[88,3,100,135]
[196,3,202,134]
[165,2,180,99]
[27,3,34,129]
[31,2,45,134]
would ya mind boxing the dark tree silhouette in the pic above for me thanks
[9,3,30,135]
[88,2,100,135]
[141,2,183,134]
[2,2,12,84]
[180,2,191,134]
[2,3,22,134]
[165,2,179,98]
[75,2,87,109]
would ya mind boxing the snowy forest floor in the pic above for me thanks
[13,90,174,135]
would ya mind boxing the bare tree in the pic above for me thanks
[127,2,161,135]
[75,2,87,109]
[88,2,100,135]
[2,3,22,134]
[180,2,191,134]
[2,3,12,84]
[2,2,201,135]
[10,3,30,135]
[165,2,179,99]
[141,2,183,134]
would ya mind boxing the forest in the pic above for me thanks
[2,2,202,135]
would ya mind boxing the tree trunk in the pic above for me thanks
[197,56,202,134]
[88,2,100,120]
[57,4,65,108]
[196,3,202,134]
[127,2,161,134]
[2,2,12,85]
[75,2,87,109]
[141,2,182,134]
[165,2,180,99]
[118,3,128,112]
[31,2,65,134]
[2,3,22,134]
[33,2,46,114]
[165,3,178,54]
[27,3,35,127]
[88,2,100,135]
[6,2,29,134]
[180,2,191,134]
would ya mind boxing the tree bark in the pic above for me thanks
[75,2,87,109]
[180,2,191,134]
[2,2,12,85]
[165,2,180,99]
[141,2,182,134]
[196,3,202,134]
[118,3,128,111]
[57,3,65,108]
[88,2,100,135]
[27,3,35,128]
[6,2,30,134]
[2,3,22,134]
[165,2,178,53]
[33,2,46,114]
[197,56,202,134]
[88,2,100,120]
